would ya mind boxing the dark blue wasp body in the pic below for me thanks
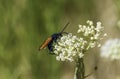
[47,33,62,52]
[39,22,69,53]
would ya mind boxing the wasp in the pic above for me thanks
[39,22,69,52]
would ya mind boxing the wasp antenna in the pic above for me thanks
[61,22,70,33]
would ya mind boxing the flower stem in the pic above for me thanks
[74,58,85,79]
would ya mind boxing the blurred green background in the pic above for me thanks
[0,0,120,79]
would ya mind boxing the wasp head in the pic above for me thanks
[51,33,62,41]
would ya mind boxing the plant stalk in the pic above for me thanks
[74,58,85,79]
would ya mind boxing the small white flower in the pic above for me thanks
[87,20,93,25]
[97,22,101,26]
[90,37,94,40]
[103,33,107,36]
[94,33,100,40]
[90,42,96,48]
[56,56,60,61]
[100,39,120,60]
[79,53,84,58]
[97,44,101,47]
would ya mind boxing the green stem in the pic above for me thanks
[74,58,85,79]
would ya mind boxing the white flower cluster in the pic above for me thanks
[100,39,120,60]
[53,33,85,62]
[53,20,106,62]
[77,20,107,50]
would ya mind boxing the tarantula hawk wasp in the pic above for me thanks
[39,22,69,53]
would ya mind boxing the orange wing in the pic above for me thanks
[39,37,52,51]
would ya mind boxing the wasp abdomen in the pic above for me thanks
[39,37,52,50]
